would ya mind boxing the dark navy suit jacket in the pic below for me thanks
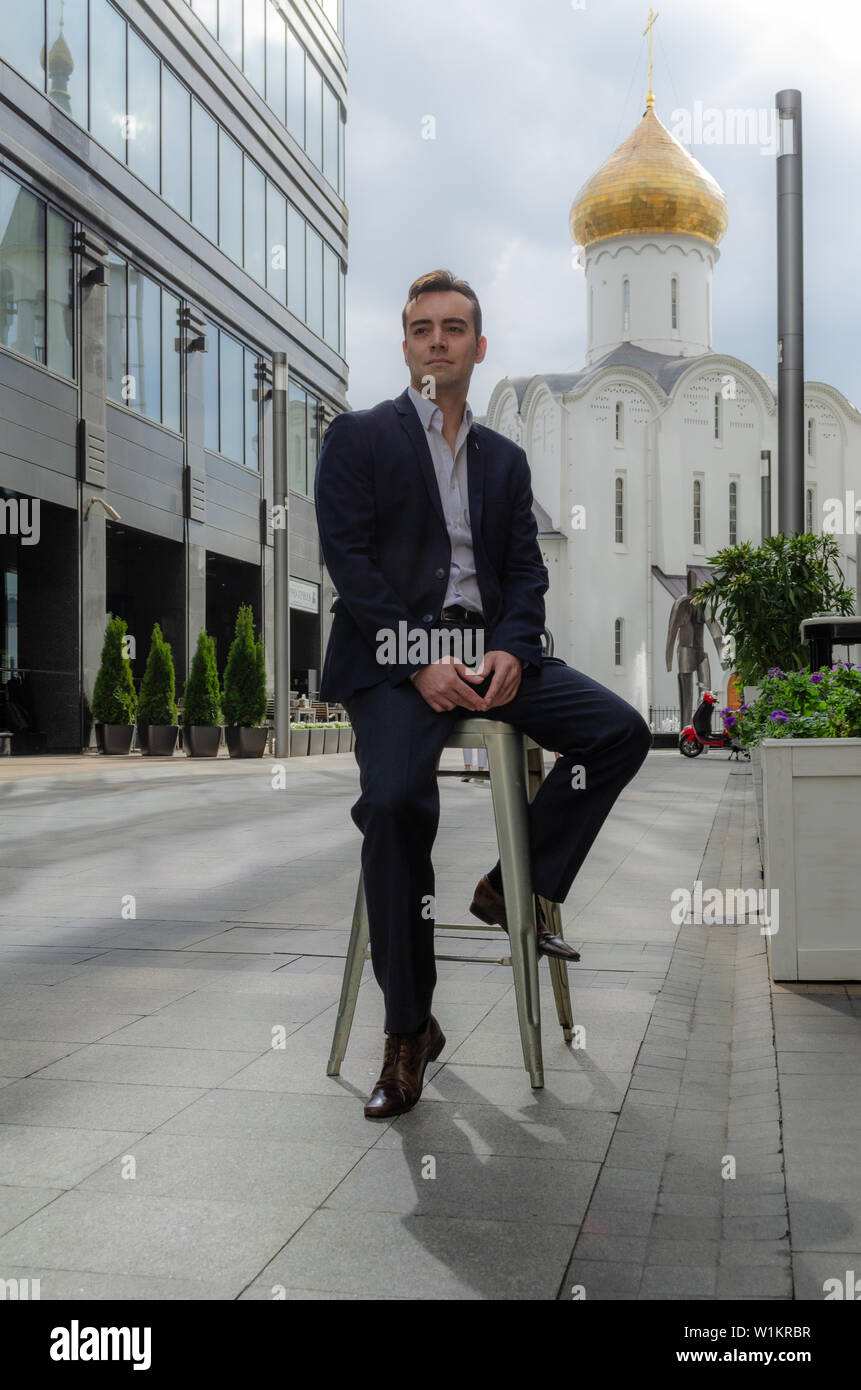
[313,386,549,703]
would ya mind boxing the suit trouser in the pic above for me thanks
[343,652,653,1034]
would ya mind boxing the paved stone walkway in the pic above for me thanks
[0,748,857,1300]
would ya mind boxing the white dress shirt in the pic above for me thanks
[407,383,483,616]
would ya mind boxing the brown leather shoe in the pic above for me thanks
[469,875,580,962]
[364,1015,446,1120]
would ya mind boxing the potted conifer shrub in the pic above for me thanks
[182,630,222,758]
[137,623,179,756]
[222,604,268,758]
[91,614,137,754]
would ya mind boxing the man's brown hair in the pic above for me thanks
[402,269,482,345]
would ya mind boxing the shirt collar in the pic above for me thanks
[407,383,473,435]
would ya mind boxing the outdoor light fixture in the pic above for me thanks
[84,497,121,521]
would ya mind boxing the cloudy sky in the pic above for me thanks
[342,0,860,417]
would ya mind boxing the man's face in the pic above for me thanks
[402,289,487,396]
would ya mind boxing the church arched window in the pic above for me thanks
[622,278,630,335]
[806,487,815,532]
[615,400,624,444]
[729,480,738,545]
[693,478,702,546]
[671,276,678,330]
[714,392,722,441]
[614,618,623,667]
[615,476,624,542]
[807,417,815,458]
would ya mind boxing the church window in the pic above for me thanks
[714,392,721,441]
[615,476,624,542]
[622,278,630,335]
[693,478,702,546]
[614,619,623,666]
[615,400,623,443]
[671,276,678,330]
[729,480,738,545]
[806,487,814,533]
[807,417,815,457]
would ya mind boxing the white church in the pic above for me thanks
[482,89,861,726]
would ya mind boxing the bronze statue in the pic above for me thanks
[665,568,730,728]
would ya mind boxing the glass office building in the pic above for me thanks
[0,0,347,749]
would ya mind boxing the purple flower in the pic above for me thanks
[769,710,790,723]
[810,673,825,684]
[723,714,737,729]
[738,703,750,713]
[767,667,785,679]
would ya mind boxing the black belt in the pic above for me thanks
[438,606,486,625]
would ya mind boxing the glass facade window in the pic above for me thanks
[323,84,339,190]
[203,322,219,453]
[307,390,319,490]
[306,226,323,337]
[286,29,305,145]
[339,266,346,358]
[287,203,305,320]
[191,0,217,35]
[323,243,338,350]
[162,70,191,220]
[0,0,43,89]
[219,330,244,463]
[243,158,266,284]
[46,209,74,379]
[265,0,286,124]
[0,177,45,367]
[218,130,243,264]
[128,266,161,422]
[106,250,127,403]
[47,0,88,126]
[266,183,287,304]
[161,291,181,434]
[91,0,127,163]
[338,109,345,199]
[305,59,323,170]
[127,29,160,191]
[244,348,259,470]
[191,100,218,243]
[244,0,266,96]
[218,0,243,69]
[289,382,307,494]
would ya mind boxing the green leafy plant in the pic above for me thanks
[221,605,267,727]
[692,533,855,688]
[722,663,861,749]
[137,623,178,725]
[91,614,137,724]
[182,630,221,727]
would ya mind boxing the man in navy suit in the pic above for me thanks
[315,270,651,1119]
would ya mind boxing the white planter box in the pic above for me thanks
[762,737,861,980]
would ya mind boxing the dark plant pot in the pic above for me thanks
[290,727,310,756]
[336,728,350,752]
[308,727,325,755]
[323,728,339,754]
[226,725,268,758]
[184,725,222,758]
[95,723,134,755]
[138,724,178,756]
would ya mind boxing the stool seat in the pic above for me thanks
[327,713,575,1089]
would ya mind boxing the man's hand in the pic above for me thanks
[412,656,488,712]
[471,650,524,710]
[412,651,524,713]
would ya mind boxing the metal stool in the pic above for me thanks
[326,717,575,1088]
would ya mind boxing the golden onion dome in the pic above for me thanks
[570,107,728,249]
[41,31,75,78]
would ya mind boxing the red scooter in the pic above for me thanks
[679,689,747,759]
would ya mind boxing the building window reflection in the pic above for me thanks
[90,0,126,163]
[107,250,180,430]
[0,172,74,379]
[203,320,261,470]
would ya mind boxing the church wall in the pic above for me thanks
[585,234,716,363]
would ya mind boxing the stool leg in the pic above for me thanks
[528,745,575,1042]
[485,729,544,1088]
[327,871,370,1076]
